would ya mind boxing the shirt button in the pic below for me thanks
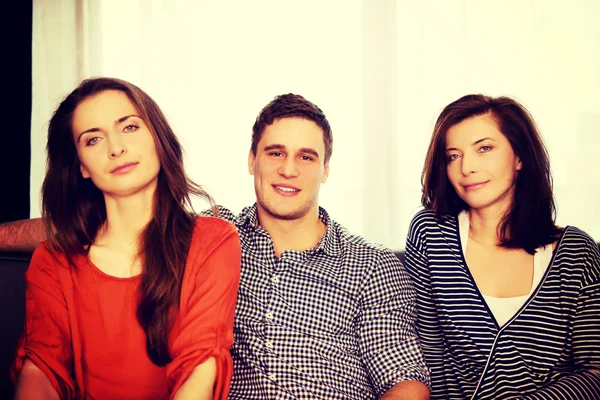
[271,276,280,284]
[265,340,273,348]
[265,311,274,319]
[268,373,276,381]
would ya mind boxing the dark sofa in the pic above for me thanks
[0,252,29,398]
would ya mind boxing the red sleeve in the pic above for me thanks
[166,219,241,399]
[11,243,76,398]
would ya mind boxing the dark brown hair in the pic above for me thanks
[42,77,215,365]
[421,94,561,253]
[251,93,333,163]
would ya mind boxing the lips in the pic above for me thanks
[110,161,139,174]
[272,184,300,196]
[462,181,489,191]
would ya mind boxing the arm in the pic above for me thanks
[0,218,45,251]
[168,220,241,399]
[380,379,430,400]
[522,241,600,400]
[11,244,75,398]
[403,233,449,398]
[357,248,431,399]
[14,359,60,400]
[173,358,217,400]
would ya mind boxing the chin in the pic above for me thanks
[260,201,313,221]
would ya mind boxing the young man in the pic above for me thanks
[1,94,431,399]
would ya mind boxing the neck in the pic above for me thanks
[257,205,326,258]
[468,203,510,247]
[98,189,155,251]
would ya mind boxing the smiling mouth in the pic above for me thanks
[273,185,300,195]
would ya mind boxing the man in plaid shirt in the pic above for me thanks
[0,93,432,399]
[223,93,431,399]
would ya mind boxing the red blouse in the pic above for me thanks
[12,216,241,399]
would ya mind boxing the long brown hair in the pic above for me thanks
[41,77,215,365]
[421,94,561,254]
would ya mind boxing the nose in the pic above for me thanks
[461,152,477,176]
[108,136,127,158]
[277,157,299,178]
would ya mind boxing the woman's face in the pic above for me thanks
[72,90,161,198]
[445,114,522,214]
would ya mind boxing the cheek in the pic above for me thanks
[306,166,325,185]
[145,139,159,162]
[78,152,98,175]
[446,164,460,187]
[260,159,281,175]
[495,156,519,180]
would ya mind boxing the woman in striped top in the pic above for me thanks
[404,94,600,399]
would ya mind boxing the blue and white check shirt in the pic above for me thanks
[209,204,430,399]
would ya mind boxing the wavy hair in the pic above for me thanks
[42,77,215,365]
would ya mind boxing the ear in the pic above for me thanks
[248,149,256,175]
[80,163,90,179]
[516,157,523,171]
[322,163,330,183]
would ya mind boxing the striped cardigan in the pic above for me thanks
[404,208,600,399]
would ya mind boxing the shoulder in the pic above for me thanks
[560,226,598,250]
[406,207,454,243]
[31,240,53,261]
[407,208,438,233]
[27,241,70,284]
[184,216,241,280]
[331,219,399,267]
[198,205,237,225]
[192,215,239,248]
[558,226,600,284]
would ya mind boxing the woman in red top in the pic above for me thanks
[11,77,241,399]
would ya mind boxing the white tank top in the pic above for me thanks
[458,211,553,327]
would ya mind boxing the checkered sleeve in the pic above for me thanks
[356,247,431,396]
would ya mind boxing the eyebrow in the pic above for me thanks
[263,144,286,152]
[76,114,140,143]
[445,137,494,152]
[263,144,320,158]
[299,148,320,158]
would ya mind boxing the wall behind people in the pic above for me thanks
[29,0,600,250]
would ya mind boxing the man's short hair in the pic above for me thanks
[251,93,333,163]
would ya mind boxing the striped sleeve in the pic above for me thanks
[403,217,451,399]
[524,238,600,400]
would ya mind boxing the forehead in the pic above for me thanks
[259,117,325,150]
[72,90,138,132]
[445,114,506,146]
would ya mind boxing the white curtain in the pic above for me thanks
[31,0,600,250]
[31,0,102,218]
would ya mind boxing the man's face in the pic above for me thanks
[249,117,329,222]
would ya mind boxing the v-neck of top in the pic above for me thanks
[457,210,553,327]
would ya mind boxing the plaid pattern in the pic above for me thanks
[206,205,430,399]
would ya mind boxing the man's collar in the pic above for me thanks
[237,204,340,257]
